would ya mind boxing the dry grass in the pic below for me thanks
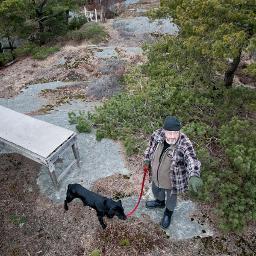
[1,152,256,256]
[91,173,134,199]
[87,216,169,256]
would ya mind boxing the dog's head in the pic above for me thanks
[107,200,127,220]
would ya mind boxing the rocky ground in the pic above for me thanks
[0,153,255,256]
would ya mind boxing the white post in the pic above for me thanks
[95,9,97,22]
[100,8,103,22]
[84,6,87,17]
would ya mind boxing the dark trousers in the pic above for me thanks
[152,182,177,211]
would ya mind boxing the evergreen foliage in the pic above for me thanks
[68,111,92,133]
[0,0,86,65]
[149,0,256,88]
[14,42,59,59]
[74,1,255,231]
[66,23,108,43]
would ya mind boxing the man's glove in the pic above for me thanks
[143,160,152,182]
[143,160,150,173]
[188,176,203,194]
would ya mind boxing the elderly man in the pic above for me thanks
[144,116,203,229]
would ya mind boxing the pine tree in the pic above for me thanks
[26,0,84,45]
[160,0,256,87]
[0,0,27,55]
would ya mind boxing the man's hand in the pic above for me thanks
[143,160,150,172]
[188,176,203,194]
[143,160,151,182]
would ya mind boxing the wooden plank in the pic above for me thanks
[0,136,47,165]
[0,105,74,158]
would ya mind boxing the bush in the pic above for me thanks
[85,35,256,232]
[76,118,92,133]
[119,238,130,247]
[68,16,87,30]
[89,249,101,256]
[244,63,256,77]
[68,111,92,133]
[9,214,27,226]
[0,52,13,66]
[14,43,59,60]
[217,117,256,231]
[32,46,60,60]
[14,43,37,57]
[66,22,108,43]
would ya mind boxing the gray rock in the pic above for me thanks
[122,186,214,240]
[113,17,179,36]
[0,82,128,203]
[86,75,122,99]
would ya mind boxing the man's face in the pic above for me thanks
[164,130,180,144]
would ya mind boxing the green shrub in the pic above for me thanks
[68,111,78,125]
[14,43,59,60]
[0,52,13,66]
[89,249,101,256]
[76,117,92,133]
[68,111,92,133]
[14,43,37,57]
[216,117,256,231]
[119,238,130,246]
[243,63,256,77]
[68,16,87,30]
[32,46,60,60]
[86,34,256,232]
[66,23,108,43]
[9,214,27,226]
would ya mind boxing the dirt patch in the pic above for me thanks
[0,153,195,256]
[87,217,169,255]
[188,195,256,255]
[96,59,126,76]
[1,152,256,255]
[86,75,123,100]
[0,153,97,256]
[118,0,160,18]
[0,45,96,98]
[91,173,134,199]
[235,66,256,89]
[27,83,88,116]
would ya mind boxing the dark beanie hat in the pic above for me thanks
[163,116,181,131]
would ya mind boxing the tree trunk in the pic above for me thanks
[224,49,242,88]
[65,9,69,25]
[35,0,48,45]
[7,36,15,60]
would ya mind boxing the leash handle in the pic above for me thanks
[126,169,148,217]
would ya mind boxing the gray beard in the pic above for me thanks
[166,138,176,145]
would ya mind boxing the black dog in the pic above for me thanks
[64,183,127,229]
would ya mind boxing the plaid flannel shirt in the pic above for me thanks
[144,128,201,192]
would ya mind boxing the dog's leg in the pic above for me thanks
[64,191,75,211]
[97,212,107,229]
[64,200,69,211]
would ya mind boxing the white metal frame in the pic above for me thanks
[0,105,81,190]
[84,6,98,22]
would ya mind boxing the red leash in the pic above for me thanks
[126,169,148,217]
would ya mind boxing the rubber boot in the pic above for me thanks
[145,199,165,209]
[160,208,173,229]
